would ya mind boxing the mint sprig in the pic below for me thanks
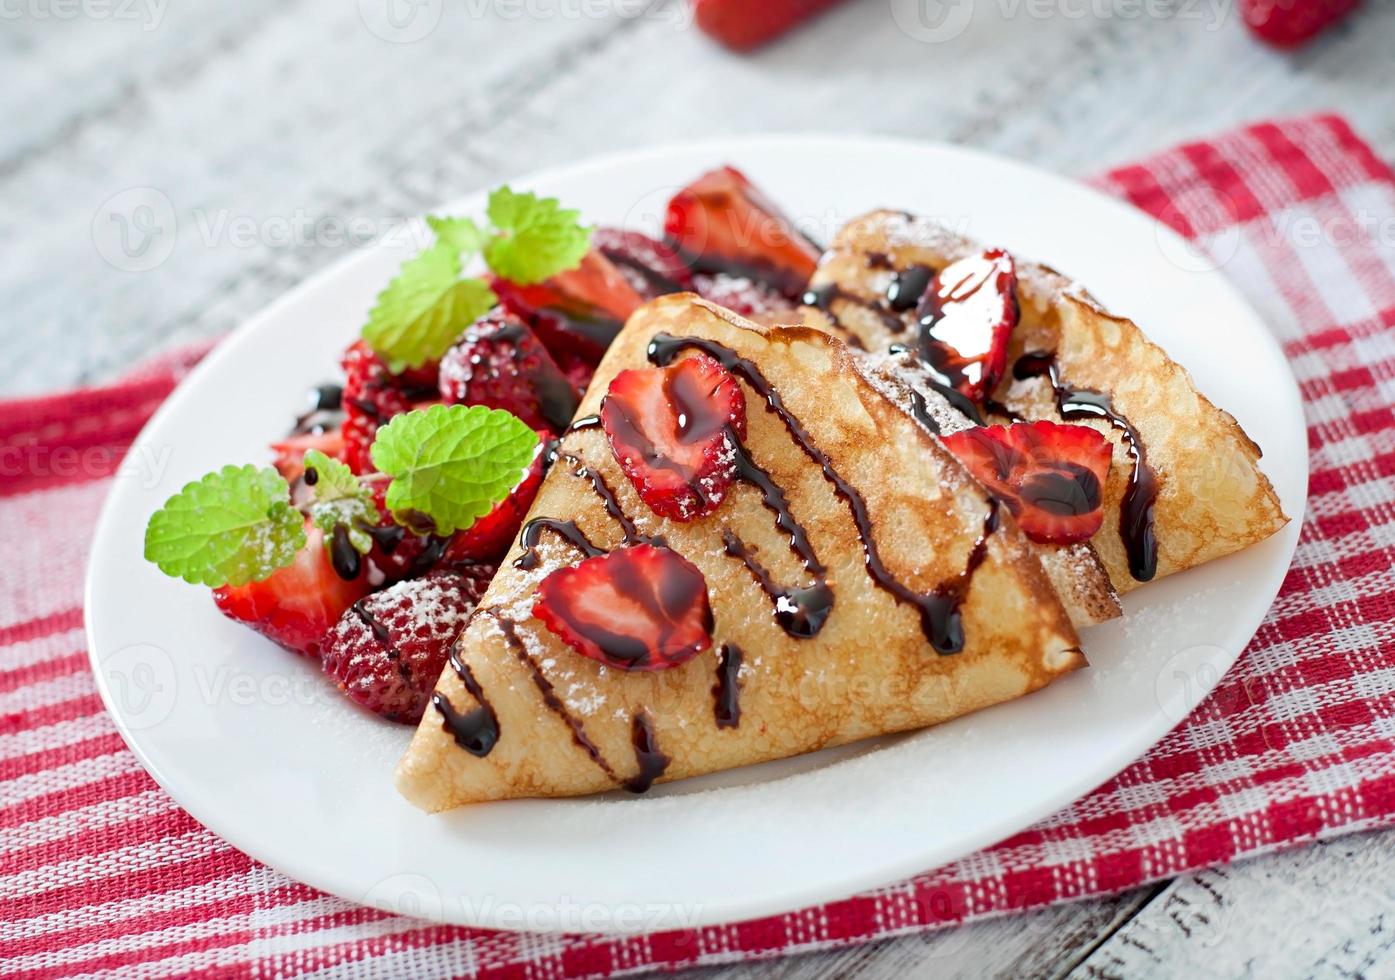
[303,449,376,556]
[144,465,305,587]
[361,185,592,370]
[370,404,540,535]
[482,186,592,285]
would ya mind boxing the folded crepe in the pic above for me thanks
[802,210,1288,593]
[397,295,1087,809]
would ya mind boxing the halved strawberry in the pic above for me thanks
[592,228,693,299]
[442,433,547,565]
[492,277,626,380]
[916,249,1019,403]
[271,429,344,486]
[533,544,713,671]
[438,310,580,432]
[601,354,747,521]
[940,420,1112,544]
[212,522,372,657]
[691,271,792,319]
[664,166,820,299]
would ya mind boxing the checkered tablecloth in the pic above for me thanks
[3,114,1393,978]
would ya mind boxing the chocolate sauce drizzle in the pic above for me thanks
[329,524,361,581]
[556,451,660,547]
[566,414,602,434]
[433,648,500,757]
[1014,351,1158,581]
[713,643,743,729]
[907,389,941,436]
[494,614,619,781]
[649,332,992,654]
[515,518,605,571]
[801,283,899,340]
[351,601,412,685]
[886,343,987,426]
[290,383,344,436]
[723,434,833,638]
[623,712,670,793]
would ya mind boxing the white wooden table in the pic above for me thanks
[6,1,1394,974]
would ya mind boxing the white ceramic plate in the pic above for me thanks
[86,137,1306,935]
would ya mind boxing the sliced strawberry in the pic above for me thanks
[442,434,547,565]
[916,248,1019,403]
[664,166,820,299]
[212,522,372,658]
[438,309,580,433]
[601,354,747,521]
[533,544,713,671]
[1240,0,1359,47]
[941,420,1112,544]
[271,429,344,485]
[592,228,693,299]
[321,568,491,722]
[691,271,793,319]
[548,249,645,323]
[491,277,626,380]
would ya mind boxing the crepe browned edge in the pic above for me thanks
[396,295,1085,810]
[801,210,1289,594]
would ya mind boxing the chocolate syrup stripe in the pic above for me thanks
[492,613,620,781]
[434,648,500,757]
[351,601,412,685]
[496,612,671,794]
[649,332,995,655]
[1013,351,1159,582]
[713,643,743,730]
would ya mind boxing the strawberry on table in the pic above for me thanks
[533,544,713,671]
[941,420,1113,544]
[692,0,847,51]
[1240,0,1360,47]
[601,353,747,521]
[438,310,580,433]
[665,166,821,298]
[321,569,491,722]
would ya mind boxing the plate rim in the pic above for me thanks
[85,134,1308,934]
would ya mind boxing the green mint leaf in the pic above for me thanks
[303,449,376,555]
[362,241,497,372]
[144,465,305,587]
[426,215,487,255]
[482,185,592,285]
[370,404,540,535]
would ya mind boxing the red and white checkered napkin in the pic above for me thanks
[3,114,1393,978]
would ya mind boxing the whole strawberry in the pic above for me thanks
[438,310,580,433]
[339,340,439,474]
[321,568,493,723]
[1241,0,1360,47]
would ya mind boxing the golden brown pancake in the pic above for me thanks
[397,295,1086,810]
